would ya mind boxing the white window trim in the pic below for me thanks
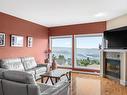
[75,33,103,37]
[74,33,104,70]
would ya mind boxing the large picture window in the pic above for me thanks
[50,34,103,70]
[50,36,72,67]
[75,34,102,70]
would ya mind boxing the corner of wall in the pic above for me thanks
[107,14,127,30]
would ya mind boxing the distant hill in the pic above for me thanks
[52,47,100,60]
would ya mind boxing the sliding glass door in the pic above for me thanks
[50,36,72,67]
[75,34,102,70]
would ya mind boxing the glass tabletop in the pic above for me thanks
[41,69,71,78]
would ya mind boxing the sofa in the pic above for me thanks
[0,69,70,95]
[0,57,47,80]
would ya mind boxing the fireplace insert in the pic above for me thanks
[105,59,120,79]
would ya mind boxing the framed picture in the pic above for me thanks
[11,35,24,47]
[0,33,5,46]
[27,37,33,47]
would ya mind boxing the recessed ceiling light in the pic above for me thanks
[94,12,107,17]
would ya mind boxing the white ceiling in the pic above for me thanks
[0,0,127,27]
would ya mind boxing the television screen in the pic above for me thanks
[104,26,127,49]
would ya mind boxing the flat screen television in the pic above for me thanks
[104,26,127,49]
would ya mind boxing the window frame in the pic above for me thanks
[49,35,73,68]
[74,33,104,70]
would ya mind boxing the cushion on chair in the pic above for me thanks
[3,70,36,84]
[28,84,40,95]
[37,83,53,93]
[21,57,37,70]
[0,58,25,71]
[34,67,47,74]
[26,70,35,75]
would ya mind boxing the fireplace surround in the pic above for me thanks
[100,49,127,86]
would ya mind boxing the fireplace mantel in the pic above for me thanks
[103,49,127,52]
[100,49,127,86]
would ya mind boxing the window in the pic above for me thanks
[50,36,72,67]
[75,34,102,70]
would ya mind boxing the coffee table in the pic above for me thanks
[40,69,71,85]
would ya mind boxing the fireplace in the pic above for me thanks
[101,50,127,86]
[105,59,120,79]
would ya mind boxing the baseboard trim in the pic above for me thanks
[120,80,127,86]
[72,71,100,75]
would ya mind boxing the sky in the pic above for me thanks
[52,36,102,48]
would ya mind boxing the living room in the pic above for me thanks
[0,0,127,95]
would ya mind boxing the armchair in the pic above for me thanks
[0,69,70,95]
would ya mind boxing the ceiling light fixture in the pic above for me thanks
[94,12,107,17]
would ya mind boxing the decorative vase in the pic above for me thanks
[52,59,57,70]
[47,63,51,72]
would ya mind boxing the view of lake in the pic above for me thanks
[52,47,100,69]
[52,47,100,60]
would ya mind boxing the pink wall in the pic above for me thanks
[0,12,49,63]
[49,21,106,36]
